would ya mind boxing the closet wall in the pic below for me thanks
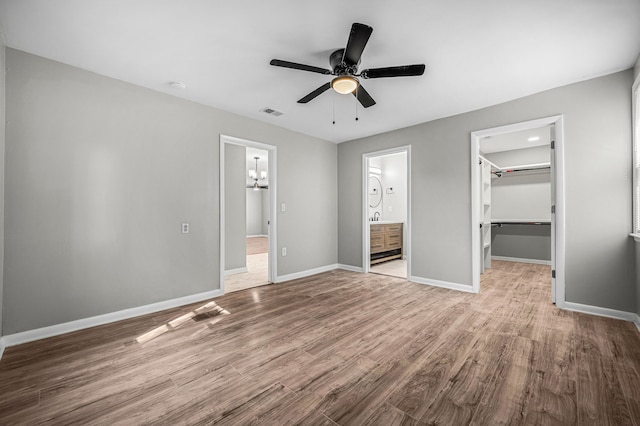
[485,145,551,263]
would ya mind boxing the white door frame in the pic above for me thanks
[470,116,565,307]
[362,145,411,276]
[220,135,277,293]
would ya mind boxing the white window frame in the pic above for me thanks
[633,73,640,235]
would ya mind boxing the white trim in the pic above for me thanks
[630,233,640,243]
[246,234,268,238]
[276,264,339,283]
[409,275,476,293]
[491,256,551,266]
[632,72,640,232]
[362,146,411,277]
[2,289,223,347]
[0,337,5,361]
[470,115,566,308]
[220,135,277,293]
[224,267,248,276]
[564,301,637,323]
[338,264,364,273]
[635,314,640,333]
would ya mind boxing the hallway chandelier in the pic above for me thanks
[249,156,267,191]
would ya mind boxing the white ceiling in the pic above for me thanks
[0,1,639,144]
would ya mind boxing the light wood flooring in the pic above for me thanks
[1,261,640,424]
[225,237,270,293]
[370,259,407,278]
[246,236,268,256]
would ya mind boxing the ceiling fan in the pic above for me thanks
[269,23,425,108]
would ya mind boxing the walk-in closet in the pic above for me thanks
[479,125,553,271]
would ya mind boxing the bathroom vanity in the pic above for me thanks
[370,222,403,265]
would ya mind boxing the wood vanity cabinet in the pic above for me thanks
[370,223,403,265]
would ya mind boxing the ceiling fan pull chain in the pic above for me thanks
[355,86,359,121]
[332,90,336,124]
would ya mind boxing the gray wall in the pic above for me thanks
[244,188,269,235]
[338,70,635,312]
[492,225,551,261]
[0,33,5,337]
[4,49,337,334]
[224,145,246,271]
[249,188,270,236]
[492,172,551,221]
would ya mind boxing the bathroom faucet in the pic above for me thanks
[374,212,380,221]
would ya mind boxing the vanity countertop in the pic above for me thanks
[370,221,404,225]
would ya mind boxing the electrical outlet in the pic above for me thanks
[182,223,189,234]
[282,247,287,256]
[281,203,286,212]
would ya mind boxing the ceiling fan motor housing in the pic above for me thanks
[330,49,358,76]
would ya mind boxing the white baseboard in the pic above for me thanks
[224,267,248,276]
[3,288,224,348]
[635,314,640,333]
[563,301,638,324]
[338,264,363,273]
[0,337,5,361]
[246,234,268,238]
[409,275,476,293]
[492,256,551,266]
[276,264,339,283]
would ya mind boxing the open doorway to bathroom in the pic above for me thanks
[363,146,411,279]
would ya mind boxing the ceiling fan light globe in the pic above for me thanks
[331,76,359,94]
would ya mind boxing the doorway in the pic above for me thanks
[470,116,565,306]
[363,146,411,279]
[220,135,277,293]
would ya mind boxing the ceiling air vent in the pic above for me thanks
[260,107,283,117]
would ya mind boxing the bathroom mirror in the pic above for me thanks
[369,176,382,207]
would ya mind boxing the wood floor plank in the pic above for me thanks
[575,314,636,426]
[521,328,577,425]
[416,335,511,425]
[1,262,639,425]
[469,335,536,425]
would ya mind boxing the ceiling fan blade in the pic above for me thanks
[342,23,373,66]
[353,84,376,108]
[297,82,331,103]
[270,59,331,75]
[361,64,426,79]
